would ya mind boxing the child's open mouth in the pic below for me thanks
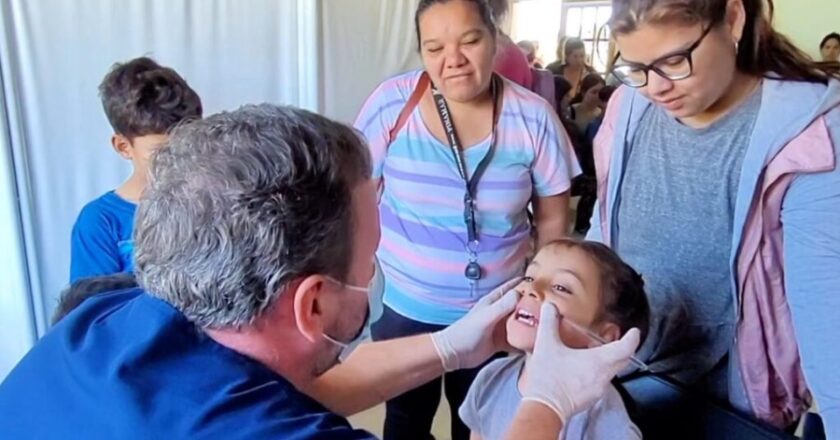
[514,309,538,327]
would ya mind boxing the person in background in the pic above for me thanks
[517,40,541,68]
[488,0,533,89]
[554,75,574,121]
[570,73,606,132]
[547,38,597,98]
[354,0,580,438]
[820,32,840,63]
[51,273,138,326]
[584,85,617,145]
[517,40,544,69]
[69,57,202,283]
[595,0,840,435]
[573,85,616,236]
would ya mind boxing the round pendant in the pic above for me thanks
[465,262,482,280]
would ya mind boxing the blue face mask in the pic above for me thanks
[322,259,384,358]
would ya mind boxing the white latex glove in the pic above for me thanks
[521,302,641,423]
[431,278,521,371]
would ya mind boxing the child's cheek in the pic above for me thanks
[558,323,591,349]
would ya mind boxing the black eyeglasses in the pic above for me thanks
[610,24,714,88]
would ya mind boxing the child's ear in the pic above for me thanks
[111,134,133,160]
[597,322,621,343]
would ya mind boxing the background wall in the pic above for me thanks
[320,0,420,123]
[774,0,840,60]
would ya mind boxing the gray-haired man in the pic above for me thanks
[0,105,638,439]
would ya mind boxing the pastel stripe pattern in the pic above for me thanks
[355,70,580,325]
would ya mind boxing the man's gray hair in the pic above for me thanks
[134,104,371,328]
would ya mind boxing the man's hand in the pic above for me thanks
[430,278,521,371]
[521,302,641,422]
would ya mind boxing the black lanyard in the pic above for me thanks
[430,75,502,281]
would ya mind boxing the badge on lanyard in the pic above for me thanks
[430,75,502,292]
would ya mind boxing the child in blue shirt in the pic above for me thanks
[70,57,202,282]
[459,239,650,439]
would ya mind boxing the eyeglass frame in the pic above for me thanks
[609,24,715,88]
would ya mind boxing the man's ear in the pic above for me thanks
[111,134,133,160]
[292,275,328,344]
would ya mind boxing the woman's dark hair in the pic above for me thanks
[415,0,498,52]
[99,57,203,139]
[564,37,587,59]
[598,85,617,103]
[554,75,573,109]
[579,73,606,96]
[609,0,839,83]
[542,239,650,346]
[821,32,840,50]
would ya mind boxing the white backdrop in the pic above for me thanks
[0,0,322,376]
[0,0,423,377]
[320,0,421,123]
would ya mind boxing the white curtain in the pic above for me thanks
[0,0,320,348]
[0,0,421,377]
[320,0,421,123]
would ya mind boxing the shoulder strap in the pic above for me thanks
[387,73,430,145]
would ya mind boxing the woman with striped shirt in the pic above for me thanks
[354,1,579,439]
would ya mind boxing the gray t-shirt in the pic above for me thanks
[459,355,640,440]
[616,87,762,393]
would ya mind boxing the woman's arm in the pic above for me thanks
[781,144,840,438]
[533,193,570,248]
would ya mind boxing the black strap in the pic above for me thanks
[430,75,502,245]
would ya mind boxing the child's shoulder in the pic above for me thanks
[468,355,525,407]
[74,191,136,229]
[475,354,524,386]
[564,384,641,440]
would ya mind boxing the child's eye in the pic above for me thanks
[553,285,572,295]
[523,276,535,283]
[427,47,443,54]
[463,40,479,46]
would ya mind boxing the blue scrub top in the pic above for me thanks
[0,288,375,439]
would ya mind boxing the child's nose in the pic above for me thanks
[526,288,544,301]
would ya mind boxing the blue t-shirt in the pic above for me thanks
[69,191,136,282]
[0,288,374,439]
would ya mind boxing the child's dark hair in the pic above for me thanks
[543,239,650,345]
[99,57,203,139]
[579,73,606,96]
[52,273,138,326]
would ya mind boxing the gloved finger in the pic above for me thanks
[535,302,567,350]
[475,277,522,309]
[591,327,641,373]
[484,289,519,321]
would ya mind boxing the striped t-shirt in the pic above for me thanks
[355,70,579,325]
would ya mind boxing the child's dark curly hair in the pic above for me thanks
[542,239,650,345]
